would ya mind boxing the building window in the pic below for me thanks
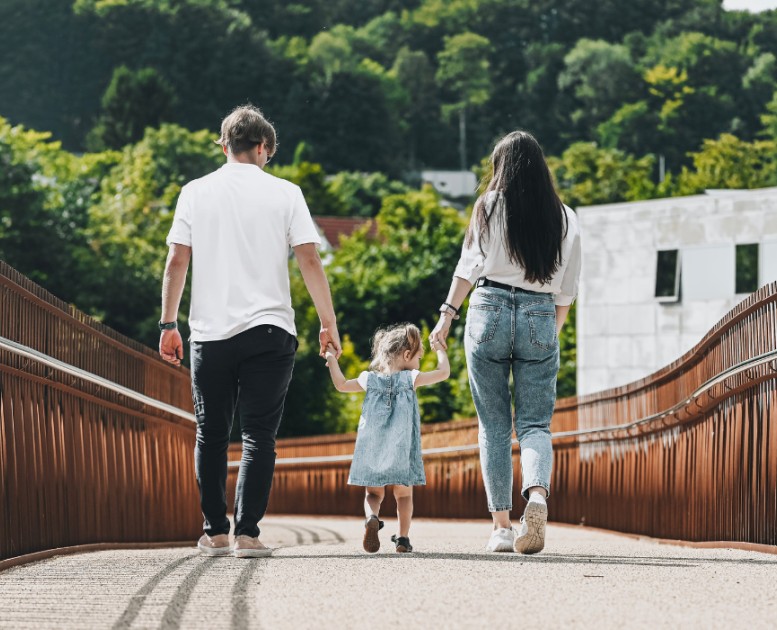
[736,243,759,294]
[655,249,680,301]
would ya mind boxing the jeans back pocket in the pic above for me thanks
[467,304,501,344]
[526,311,557,350]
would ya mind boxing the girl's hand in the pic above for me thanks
[429,313,453,350]
[325,343,338,366]
[430,338,447,353]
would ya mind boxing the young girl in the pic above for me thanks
[324,323,450,553]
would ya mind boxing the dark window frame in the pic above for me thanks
[655,249,681,302]
[735,243,759,295]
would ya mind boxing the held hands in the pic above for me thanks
[159,329,184,366]
[324,343,339,367]
[319,324,342,360]
[429,312,454,351]
[429,338,447,353]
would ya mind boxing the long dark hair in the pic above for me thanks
[466,131,566,286]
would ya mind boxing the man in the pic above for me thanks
[159,105,341,558]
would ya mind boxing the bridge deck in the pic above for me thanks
[0,516,774,630]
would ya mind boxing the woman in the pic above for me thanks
[429,131,581,554]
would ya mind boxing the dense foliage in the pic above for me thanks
[1,0,777,436]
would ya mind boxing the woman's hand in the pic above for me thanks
[429,313,454,350]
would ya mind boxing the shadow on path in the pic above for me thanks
[159,557,219,629]
[111,555,196,630]
[231,559,266,630]
[269,551,777,568]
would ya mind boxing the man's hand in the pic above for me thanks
[320,324,342,359]
[159,244,190,367]
[160,329,184,366]
[324,343,339,367]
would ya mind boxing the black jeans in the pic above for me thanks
[190,324,296,538]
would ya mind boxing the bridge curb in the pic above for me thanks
[550,522,777,556]
[0,541,198,573]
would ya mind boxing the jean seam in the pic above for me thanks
[518,299,554,309]
[526,312,558,351]
[467,305,502,344]
[521,480,550,499]
[473,288,511,307]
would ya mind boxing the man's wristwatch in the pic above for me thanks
[159,321,178,331]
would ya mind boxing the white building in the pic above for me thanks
[421,170,478,200]
[576,187,777,395]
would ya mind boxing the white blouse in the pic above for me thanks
[453,192,581,306]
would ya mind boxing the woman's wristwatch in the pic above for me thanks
[439,303,460,319]
[158,321,178,331]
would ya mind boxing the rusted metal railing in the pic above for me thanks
[0,262,200,562]
[3,257,775,556]
[226,283,777,546]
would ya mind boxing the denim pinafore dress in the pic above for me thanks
[347,370,426,487]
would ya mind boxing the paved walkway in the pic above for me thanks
[0,516,775,630]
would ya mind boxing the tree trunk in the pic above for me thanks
[459,107,467,172]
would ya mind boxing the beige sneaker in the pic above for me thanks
[197,534,232,557]
[513,497,548,554]
[234,535,273,558]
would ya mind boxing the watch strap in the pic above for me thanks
[159,321,178,331]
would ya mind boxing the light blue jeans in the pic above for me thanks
[465,285,559,512]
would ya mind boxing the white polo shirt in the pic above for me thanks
[166,163,321,342]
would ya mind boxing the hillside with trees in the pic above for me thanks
[1,0,775,436]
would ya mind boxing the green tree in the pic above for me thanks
[742,53,777,127]
[351,12,407,68]
[308,27,357,91]
[549,142,661,208]
[267,153,349,216]
[86,66,178,151]
[327,171,411,217]
[281,267,369,437]
[597,101,656,153]
[762,91,777,142]
[557,302,577,399]
[329,184,476,424]
[436,32,492,171]
[558,39,643,138]
[83,123,223,346]
[329,186,468,358]
[391,47,437,169]
[516,43,567,155]
[0,116,119,299]
[674,133,777,194]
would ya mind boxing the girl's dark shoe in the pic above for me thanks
[391,534,413,553]
[363,515,384,553]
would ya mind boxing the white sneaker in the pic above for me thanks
[513,496,548,555]
[485,527,516,552]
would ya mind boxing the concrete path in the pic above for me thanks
[0,516,775,630]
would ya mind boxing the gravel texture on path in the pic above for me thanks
[0,516,774,630]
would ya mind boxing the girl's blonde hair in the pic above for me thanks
[369,323,423,373]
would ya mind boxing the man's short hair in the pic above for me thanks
[215,105,277,156]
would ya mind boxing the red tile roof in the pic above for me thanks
[314,216,379,249]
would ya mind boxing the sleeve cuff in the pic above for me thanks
[289,235,322,248]
[554,293,576,306]
[166,236,192,247]
[453,264,481,286]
